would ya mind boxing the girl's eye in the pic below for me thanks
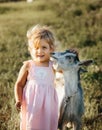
[42,46,47,49]
[33,47,38,50]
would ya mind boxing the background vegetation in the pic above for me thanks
[0,0,102,129]
[0,0,24,3]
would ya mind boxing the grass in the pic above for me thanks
[0,0,102,129]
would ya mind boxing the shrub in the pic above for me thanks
[73,9,83,16]
[78,35,97,47]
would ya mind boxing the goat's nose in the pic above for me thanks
[60,59,64,64]
[51,52,55,55]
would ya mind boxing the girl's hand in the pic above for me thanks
[69,49,79,57]
[15,101,21,111]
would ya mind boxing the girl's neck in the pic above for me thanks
[33,60,49,67]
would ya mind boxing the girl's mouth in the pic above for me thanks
[37,55,44,58]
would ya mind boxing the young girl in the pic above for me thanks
[14,25,58,130]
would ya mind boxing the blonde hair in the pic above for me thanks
[27,24,55,50]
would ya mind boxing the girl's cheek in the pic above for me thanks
[32,49,36,54]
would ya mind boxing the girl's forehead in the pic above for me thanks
[34,39,50,48]
[40,39,49,44]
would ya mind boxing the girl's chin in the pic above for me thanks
[36,59,46,63]
[37,58,45,62]
[37,59,49,63]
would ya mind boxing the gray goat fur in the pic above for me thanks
[51,50,93,130]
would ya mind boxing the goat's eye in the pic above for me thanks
[66,56,74,63]
[66,56,71,59]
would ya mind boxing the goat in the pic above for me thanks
[51,50,93,130]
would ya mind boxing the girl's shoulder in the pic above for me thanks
[22,60,32,71]
[49,60,53,66]
[49,60,55,73]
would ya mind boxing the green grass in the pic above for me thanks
[0,0,102,129]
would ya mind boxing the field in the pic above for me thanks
[0,0,102,129]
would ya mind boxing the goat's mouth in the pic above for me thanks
[51,53,58,60]
[51,56,58,60]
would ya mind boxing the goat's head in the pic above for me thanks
[51,50,93,72]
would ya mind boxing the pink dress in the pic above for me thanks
[20,60,58,130]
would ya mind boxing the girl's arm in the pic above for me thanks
[14,62,29,110]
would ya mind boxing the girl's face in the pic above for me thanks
[30,39,53,65]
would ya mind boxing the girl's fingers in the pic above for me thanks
[15,102,21,111]
[69,49,79,57]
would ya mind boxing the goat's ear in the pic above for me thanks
[79,60,93,66]
[79,68,87,73]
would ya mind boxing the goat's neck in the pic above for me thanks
[63,69,79,97]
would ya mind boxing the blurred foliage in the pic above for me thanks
[0,0,102,129]
[0,0,25,3]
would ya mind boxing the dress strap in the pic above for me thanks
[49,60,53,67]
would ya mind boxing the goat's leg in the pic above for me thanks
[73,124,81,130]
[73,120,81,130]
[62,125,69,130]
[58,98,67,129]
